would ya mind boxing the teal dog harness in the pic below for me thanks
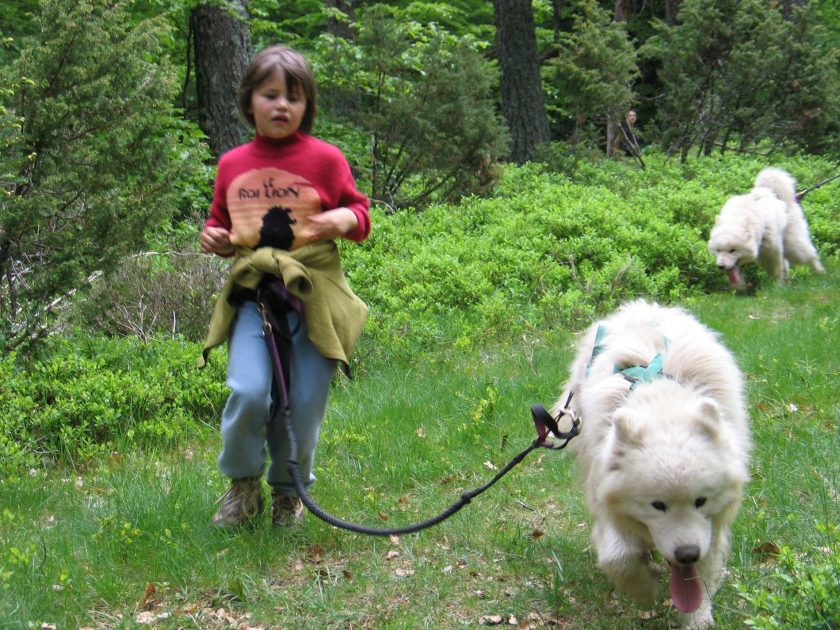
[587,325,669,389]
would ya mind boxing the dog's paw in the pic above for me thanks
[625,580,661,607]
[606,560,662,606]
[645,553,664,579]
[679,601,713,629]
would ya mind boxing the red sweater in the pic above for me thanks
[205,132,370,252]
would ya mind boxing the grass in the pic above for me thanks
[2,265,838,629]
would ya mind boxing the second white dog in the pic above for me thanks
[707,167,825,291]
[553,300,751,629]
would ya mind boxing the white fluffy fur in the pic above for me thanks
[553,301,751,629]
[707,167,825,291]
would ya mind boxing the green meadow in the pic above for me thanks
[2,154,838,629]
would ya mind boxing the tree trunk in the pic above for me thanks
[493,0,551,164]
[325,0,356,40]
[607,0,632,155]
[322,0,359,119]
[191,1,252,156]
[551,0,573,37]
[614,0,631,22]
[780,0,804,20]
[665,0,681,25]
[606,119,619,156]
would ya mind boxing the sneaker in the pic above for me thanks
[212,477,264,528]
[271,491,305,527]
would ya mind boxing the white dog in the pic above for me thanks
[553,300,751,629]
[707,166,825,291]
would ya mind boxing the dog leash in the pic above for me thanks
[258,276,580,536]
[796,171,840,201]
[283,404,578,536]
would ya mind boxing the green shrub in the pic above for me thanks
[313,6,508,207]
[359,151,835,357]
[736,524,840,629]
[345,151,837,356]
[0,336,227,475]
[0,0,209,352]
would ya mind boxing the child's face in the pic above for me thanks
[250,66,307,140]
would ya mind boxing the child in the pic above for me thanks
[198,45,370,528]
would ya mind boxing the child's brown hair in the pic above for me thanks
[237,45,317,133]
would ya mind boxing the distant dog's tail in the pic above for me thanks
[754,167,797,206]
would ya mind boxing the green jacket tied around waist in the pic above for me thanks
[197,241,367,369]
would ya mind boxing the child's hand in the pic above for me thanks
[199,226,235,255]
[308,208,359,241]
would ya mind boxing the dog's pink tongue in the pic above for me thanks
[670,563,703,612]
[727,267,741,287]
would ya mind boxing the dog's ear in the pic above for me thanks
[694,398,721,442]
[612,408,643,446]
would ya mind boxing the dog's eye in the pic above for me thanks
[695,497,707,508]
[651,501,667,512]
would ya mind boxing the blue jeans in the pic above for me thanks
[218,300,337,495]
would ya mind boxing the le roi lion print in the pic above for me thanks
[226,167,324,251]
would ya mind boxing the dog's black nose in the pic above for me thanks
[674,544,700,565]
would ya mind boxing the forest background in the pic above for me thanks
[1,0,839,628]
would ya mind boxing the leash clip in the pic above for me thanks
[258,301,273,338]
[531,404,580,449]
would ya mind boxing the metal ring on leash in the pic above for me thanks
[796,170,840,201]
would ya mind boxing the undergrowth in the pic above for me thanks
[341,150,838,360]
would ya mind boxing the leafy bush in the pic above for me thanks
[313,6,509,208]
[342,151,836,357]
[547,0,639,147]
[736,524,839,629]
[0,336,228,475]
[0,0,210,352]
